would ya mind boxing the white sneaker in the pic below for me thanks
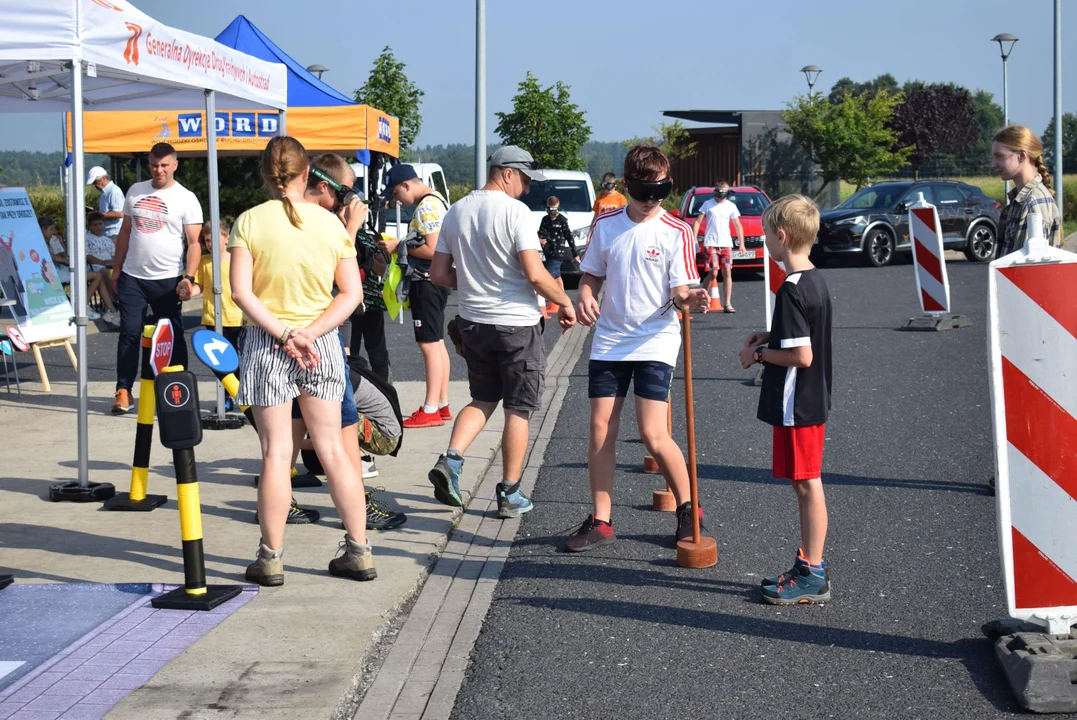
[102,311,121,327]
[361,455,378,479]
[85,309,101,320]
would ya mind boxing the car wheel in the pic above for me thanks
[964,223,997,262]
[863,227,895,267]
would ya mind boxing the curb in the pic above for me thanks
[345,323,590,720]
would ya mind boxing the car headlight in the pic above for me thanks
[573,227,590,245]
[834,215,866,226]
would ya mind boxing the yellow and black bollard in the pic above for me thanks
[150,365,242,611]
[104,324,167,511]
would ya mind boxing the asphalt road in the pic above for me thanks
[13,288,574,394]
[449,258,1067,719]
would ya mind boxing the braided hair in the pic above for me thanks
[260,135,309,228]
[993,125,1055,195]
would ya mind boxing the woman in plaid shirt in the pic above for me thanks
[991,125,1063,255]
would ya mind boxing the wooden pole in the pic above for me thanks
[676,309,717,568]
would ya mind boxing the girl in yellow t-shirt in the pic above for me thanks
[228,135,375,587]
[189,218,242,348]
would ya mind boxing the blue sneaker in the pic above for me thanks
[761,561,830,605]
[761,550,809,587]
[224,395,236,413]
[429,452,464,507]
[496,482,533,518]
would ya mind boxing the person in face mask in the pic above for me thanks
[537,196,579,310]
[591,172,628,230]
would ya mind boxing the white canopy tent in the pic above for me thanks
[0,0,287,496]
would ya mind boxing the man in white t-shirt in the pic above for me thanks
[692,180,745,313]
[427,146,575,519]
[564,144,709,553]
[87,166,125,238]
[109,142,203,414]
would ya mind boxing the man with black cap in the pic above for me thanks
[426,146,576,519]
[377,164,453,428]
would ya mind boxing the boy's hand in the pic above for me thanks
[678,287,710,314]
[744,330,770,348]
[738,345,756,369]
[557,303,576,330]
[576,294,601,327]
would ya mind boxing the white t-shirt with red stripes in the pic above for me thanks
[581,208,700,366]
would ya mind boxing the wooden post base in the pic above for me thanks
[642,454,660,473]
[676,536,718,568]
[652,489,677,512]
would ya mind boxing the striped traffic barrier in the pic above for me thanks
[986,219,1077,711]
[103,321,169,511]
[902,194,969,332]
[149,364,242,611]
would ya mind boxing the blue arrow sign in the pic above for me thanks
[192,329,239,374]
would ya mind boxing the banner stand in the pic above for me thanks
[29,335,77,393]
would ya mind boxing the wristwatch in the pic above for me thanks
[183,274,195,283]
[753,345,766,365]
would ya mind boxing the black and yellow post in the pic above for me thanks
[151,365,242,611]
[0,574,13,591]
[104,324,167,511]
[202,368,245,431]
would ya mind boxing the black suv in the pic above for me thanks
[815,180,1001,267]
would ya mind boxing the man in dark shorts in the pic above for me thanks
[378,164,452,429]
[427,147,576,518]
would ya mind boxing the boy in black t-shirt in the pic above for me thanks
[739,194,833,605]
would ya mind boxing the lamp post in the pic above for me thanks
[800,65,822,95]
[991,34,1018,198]
[306,64,328,80]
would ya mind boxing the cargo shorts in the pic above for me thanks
[458,318,545,413]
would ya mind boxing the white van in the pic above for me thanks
[350,161,451,238]
[518,170,596,259]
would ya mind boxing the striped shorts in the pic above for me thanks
[236,327,346,407]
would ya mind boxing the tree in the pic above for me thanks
[970,90,1004,161]
[494,72,591,170]
[784,90,912,190]
[623,121,698,164]
[892,83,978,177]
[354,47,424,154]
[826,73,899,105]
[1043,113,1077,174]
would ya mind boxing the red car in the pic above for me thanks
[670,186,771,274]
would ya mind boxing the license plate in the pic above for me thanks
[732,250,757,260]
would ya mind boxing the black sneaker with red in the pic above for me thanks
[675,502,704,543]
[563,515,616,553]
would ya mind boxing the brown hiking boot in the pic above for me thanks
[245,542,284,587]
[328,534,377,581]
[111,388,131,415]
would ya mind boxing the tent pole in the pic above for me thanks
[278,109,287,136]
[205,90,226,420]
[71,60,90,489]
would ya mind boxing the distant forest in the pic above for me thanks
[0,151,109,187]
[0,142,629,189]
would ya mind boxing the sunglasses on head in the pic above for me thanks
[625,177,673,203]
[310,166,357,207]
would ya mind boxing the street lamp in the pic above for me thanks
[991,34,1018,197]
[800,65,822,94]
[306,64,328,80]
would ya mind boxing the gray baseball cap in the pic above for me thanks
[489,146,547,182]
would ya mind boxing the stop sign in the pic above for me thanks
[150,319,174,376]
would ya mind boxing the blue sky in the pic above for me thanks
[1,0,1073,153]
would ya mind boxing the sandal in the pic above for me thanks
[724,305,737,314]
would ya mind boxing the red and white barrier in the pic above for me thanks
[989,227,1077,634]
[762,242,786,332]
[908,195,950,314]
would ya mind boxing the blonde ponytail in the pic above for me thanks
[993,124,1056,197]
[260,136,309,228]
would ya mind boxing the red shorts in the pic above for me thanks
[707,247,732,270]
[772,424,825,480]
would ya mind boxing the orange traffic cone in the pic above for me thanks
[538,295,551,320]
[547,301,559,314]
[707,276,722,312]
